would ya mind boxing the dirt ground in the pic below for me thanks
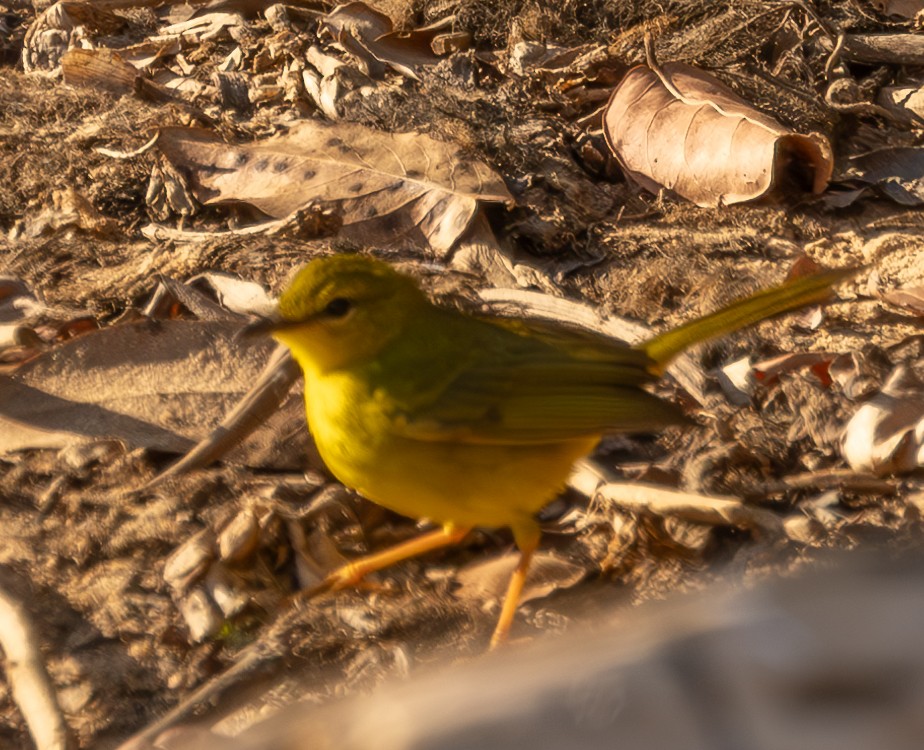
[2,1,924,748]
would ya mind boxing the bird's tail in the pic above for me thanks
[640,266,861,375]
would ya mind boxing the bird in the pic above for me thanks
[257,253,856,647]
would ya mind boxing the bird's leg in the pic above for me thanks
[305,523,471,597]
[489,521,541,650]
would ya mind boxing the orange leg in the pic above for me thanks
[306,523,471,597]
[489,522,541,650]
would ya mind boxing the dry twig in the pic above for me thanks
[0,584,74,750]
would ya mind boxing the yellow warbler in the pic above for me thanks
[263,254,855,647]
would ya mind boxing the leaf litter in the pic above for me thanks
[2,0,924,748]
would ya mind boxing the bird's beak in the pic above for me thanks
[237,314,302,340]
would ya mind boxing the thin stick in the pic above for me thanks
[0,585,74,750]
[594,481,784,537]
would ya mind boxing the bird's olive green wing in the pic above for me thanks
[382,318,685,445]
[378,265,860,445]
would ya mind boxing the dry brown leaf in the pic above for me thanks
[152,11,244,45]
[61,47,139,96]
[603,63,833,207]
[841,365,924,475]
[871,0,924,18]
[455,550,585,606]
[151,68,217,100]
[878,84,924,125]
[0,319,308,468]
[303,44,370,118]
[883,286,924,315]
[322,2,454,80]
[22,0,126,73]
[0,278,102,369]
[841,147,924,205]
[9,187,119,241]
[752,352,836,387]
[118,37,183,69]
[156,121,513,255]
[152,555,924,750]
[61,48,214,121]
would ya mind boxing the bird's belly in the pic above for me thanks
[314,420,597,530]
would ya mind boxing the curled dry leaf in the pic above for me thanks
[753,352,837,387]
[177,588,222,642]
[152,11,244,46]
[164,530,216,593]
[302,49,374,119]
[603,63,833,207]
[156,121,513,255]
[0,278,101,368]
[841,365,924,475]
[61,48,216,125]
[218,509,260,564]
[22,0,125,73]
[716,351,838,405]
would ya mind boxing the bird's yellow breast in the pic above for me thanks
[305,369,597,530]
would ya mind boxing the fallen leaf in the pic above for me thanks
[752,352,836,387]
[603,63,833,207]
[156,122,513,255]
[828,350,892,400]
[61,47,139,97]
[22,1,125,73]
[841,147,924,205]
[9,187,119,241]
[0,279,100,368]
[877,84,924,125]
[714,356,754,405]
[322,3,455,80]
[152,11,244,46]
[0,319,308,468]
[841,365,924,475]
[302,49,375,119]
[508,41,588,77]
[455,550,586,606]
[883,286,924,316]
[871,0,924,18]
[186,273,277,318]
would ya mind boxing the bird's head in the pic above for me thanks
[253,254,426,374]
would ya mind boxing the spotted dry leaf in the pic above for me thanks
[156,121,514,255]
[603,63,833,207]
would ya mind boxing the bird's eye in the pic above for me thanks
[323,297,352,318]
